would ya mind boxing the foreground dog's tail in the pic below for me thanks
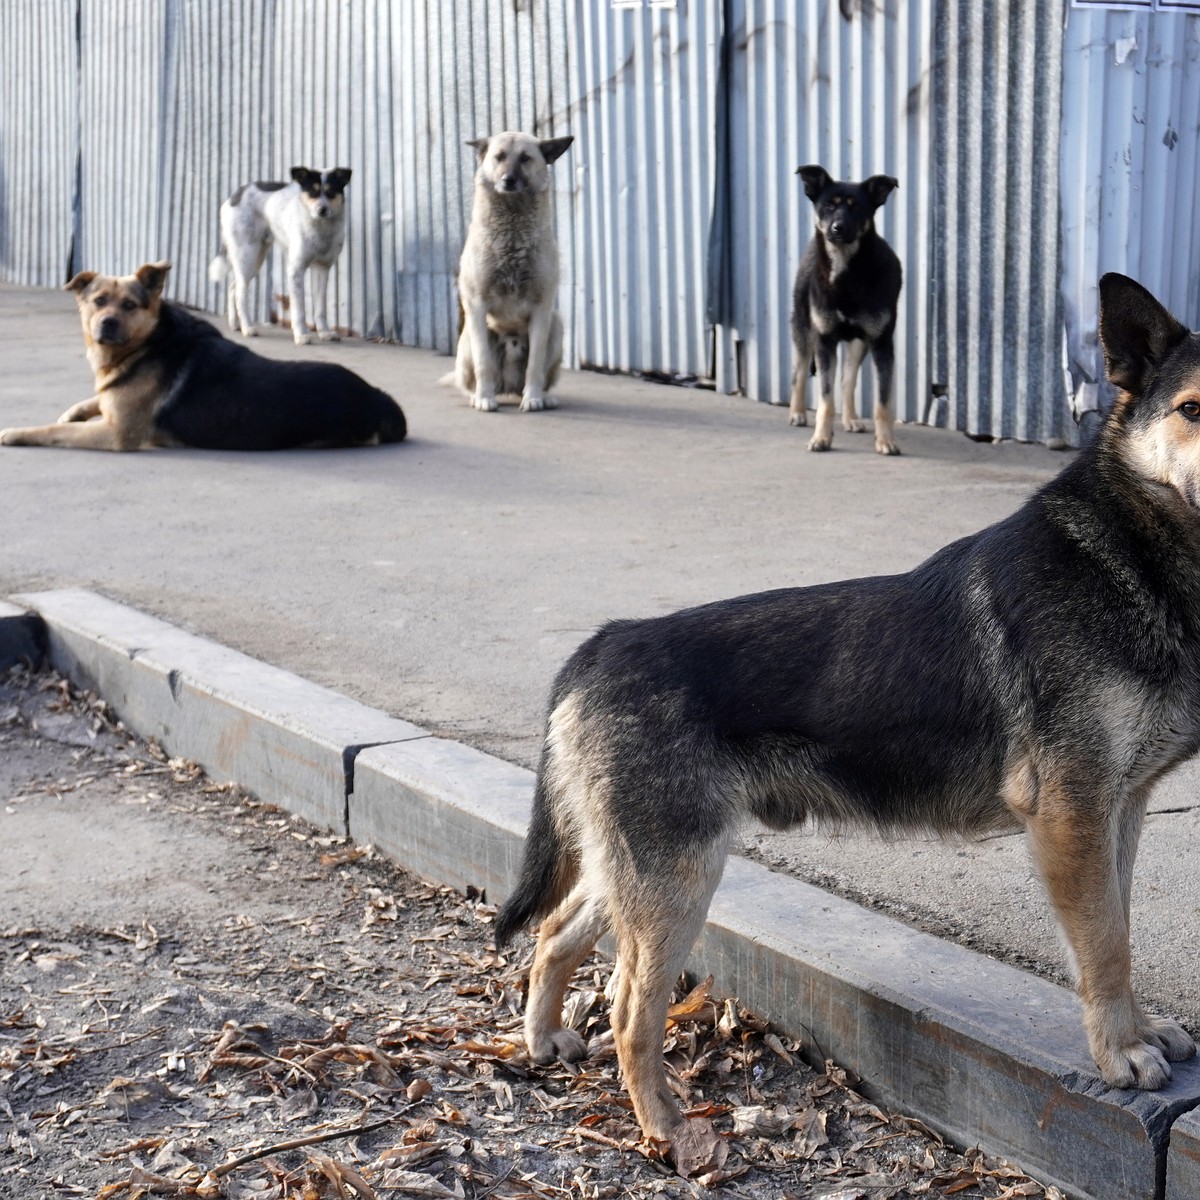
[207,253,228,284]
[494,771,571,947]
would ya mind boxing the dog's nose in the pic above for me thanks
[502,172,521,191]
[830,219,848,238]
[97,317,120,341]
[315,203,330,218]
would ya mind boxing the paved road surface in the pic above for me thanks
[3,281,1197,1034]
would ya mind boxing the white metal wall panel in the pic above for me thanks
[76,1,168,278]
[566,0,720,378]
[0,0,79,287]
[387,0,574,354]
[932,0,1068,443]
[163,0,278,318]
[717,0,935,422]
[1060,6,1200,422]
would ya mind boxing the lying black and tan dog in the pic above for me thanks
[497,273,1200,1150]
[0,262,406,451]
[789,165,902,455]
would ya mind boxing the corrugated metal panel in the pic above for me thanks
[0,0,79,287]
[76,1,168,277]
[932,0,1068,443]
[1060,6,1200,421]
[389,0,574,353]
[716,0,936,421]
[566,0,720,377]
[6,0,570,350]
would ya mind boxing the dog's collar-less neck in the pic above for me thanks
[90,342,151,392]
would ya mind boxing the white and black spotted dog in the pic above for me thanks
[209,167,351,346]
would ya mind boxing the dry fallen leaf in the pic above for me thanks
[668,1116,728,1178]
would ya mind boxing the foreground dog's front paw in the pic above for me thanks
[527,1027,587,1063]
[520,393,558,412]
[844,419,866,433]
[1099,1039,1172,1090]
[788,411,808,427]
[316,330,341,342]
[294,332,314,346]
[0,429,18,446]
[472,393,499,412]
[808,432,833,452]
[875,438,901,456]
[1139,1013,1196,1063]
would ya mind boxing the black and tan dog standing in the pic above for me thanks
[0,262,406,451]
[789,165,903,455]
[497,273,1200,1150]
[451,131,573,413]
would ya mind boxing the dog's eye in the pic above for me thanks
[1180,400,1200,420]
[845,198,855,208]
[519,153,531,164]
[92,294,108,307]
[121,299,137,311]
[495,151,507,162]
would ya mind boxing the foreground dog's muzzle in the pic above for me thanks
[497,173,526,193]
[826,220,860,244]
[94,318,127,345]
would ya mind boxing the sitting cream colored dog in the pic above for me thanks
[452,131,572,412]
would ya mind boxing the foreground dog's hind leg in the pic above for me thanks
[840,338,869,433]
[808,337,838,451]
[870,333,900,455]
[609,837,729,1143]
[524,887,608,1062]
[310,263,339,342]
[1025,780,1185,1087]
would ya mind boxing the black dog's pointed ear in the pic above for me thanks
[467,138,489,162]
[64,270,97,295]
[864,175,899,208]
[1099,272,1190,396]
[290,166,315,185]
[135,261,172,296]
[328,167,352,189]
[796,164,832,201]
[538,135,573,164]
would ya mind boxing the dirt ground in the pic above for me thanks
[0,668,1064,1200]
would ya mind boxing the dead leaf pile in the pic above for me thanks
[1,667,1067,1200]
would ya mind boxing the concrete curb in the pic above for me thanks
[1168,1108,1200,1198]
[4,589,1200,1200]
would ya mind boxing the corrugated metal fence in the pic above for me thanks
[1060,4,1200,423]
[4,1,1200,445]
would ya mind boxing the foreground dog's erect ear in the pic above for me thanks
[1099,272,1190,396]
[135,261,172,295]
[64,270,97,295]
[796,164,833,201]
[290,166,316,186]
[538,136,574,164]
[467,138,489,162]
[865,175,899,208]
[327,167,352,190]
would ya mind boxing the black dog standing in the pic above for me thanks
[789,166,902,455]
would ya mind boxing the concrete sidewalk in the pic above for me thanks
[1,279,1197,1043]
